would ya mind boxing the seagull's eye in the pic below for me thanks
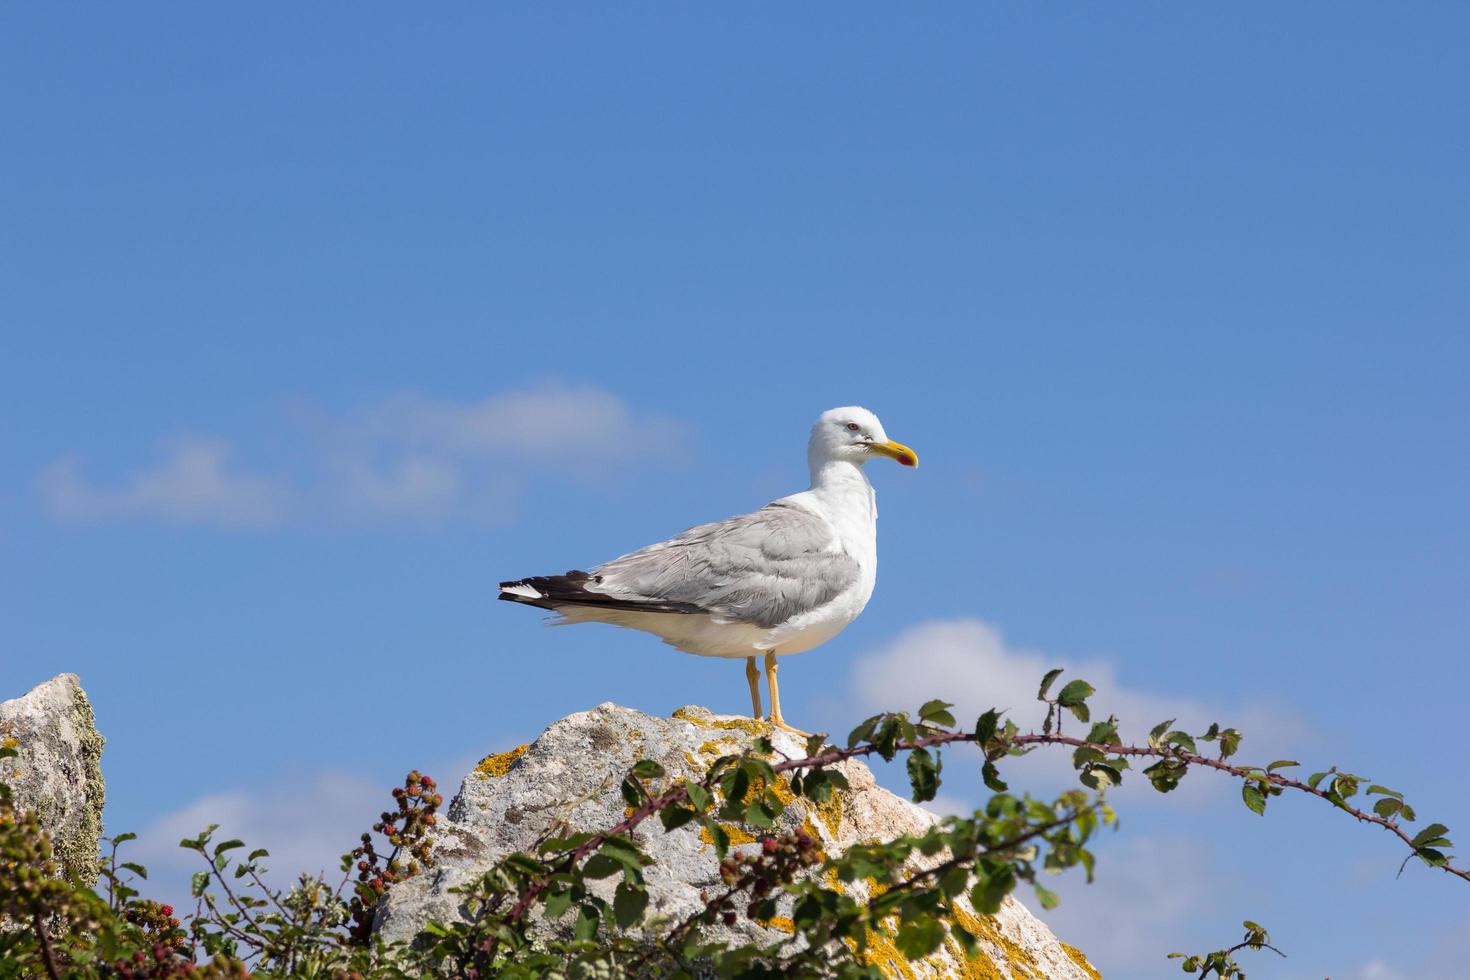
[845,422,860,432]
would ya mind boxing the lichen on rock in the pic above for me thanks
[0,673,107,886]
[375,702,1099,978]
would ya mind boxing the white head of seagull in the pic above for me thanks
[807,406,918,483]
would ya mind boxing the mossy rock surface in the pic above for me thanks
[374,702,1098,978]
[1,673,106,886]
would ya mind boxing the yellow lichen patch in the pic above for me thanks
[1,737,17,750]
[699,822,757,848]
[823,865,845,893]
[809,787,843,837]
[854,925,918,980]
[945,935,1005,980]
[951,905,1040,980]
[698,739,735,757]
[1060,942,1102,980]
[672,707,770,737]
[474,744,529,779]
[756,914,797,935]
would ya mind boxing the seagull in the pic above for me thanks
[499,407,917,733]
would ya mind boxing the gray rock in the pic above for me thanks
[0,673,107,885]
[376,703,1099,979]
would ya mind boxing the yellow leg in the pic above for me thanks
[764,651,809,735]
[745,657,763,719]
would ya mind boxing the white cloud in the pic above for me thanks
[321,383,687,522]
[348,384,687,465]
[36,383,687,528]
[843,618,1312,803]
[37,437,291,529]
[1340,917,1470,980]
[126,770,387,910]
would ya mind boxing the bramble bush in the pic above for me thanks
[2,669,1464,978]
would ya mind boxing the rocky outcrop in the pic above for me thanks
[0,673,107,885]
[376,702,1099,979]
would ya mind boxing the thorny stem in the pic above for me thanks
[763,728,1470,883]
[204,855,264,937]
[31,910,62,980]
[478,718,1468,969]
[867,806,1093,911]
[1226,938,1287,959]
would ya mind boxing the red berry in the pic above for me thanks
[762,838,778,855]
[160,905,173,917]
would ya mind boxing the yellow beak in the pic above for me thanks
[864,439,919,468]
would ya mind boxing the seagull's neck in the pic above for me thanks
[807,459,876,521]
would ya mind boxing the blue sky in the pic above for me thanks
[3,5,1467,977]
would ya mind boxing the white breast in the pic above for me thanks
[761,476,878,656]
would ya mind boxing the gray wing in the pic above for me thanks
[590,502,860,629]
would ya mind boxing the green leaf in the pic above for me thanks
[1163,731,1197,755]
[621,777,644,809]
[599,837,648,867]
[1066,701,1091,724]
[982,761,1008,793]
[805,733,827,756]
[874,717,902,761]
[246,848,269,862]
[906,747,941,803]
[918,699,957,727]
[583,854,621,879]
[1056,679,1095,707]
[1033,883,1059,910]
[1038,668,1065,701]
[213,839,245,859]
[120,861,149,879]
[1080,763,1122,790]
[1072,746,1105,768]
[613,882,649,928]
[191,871,210,897]
[970,867,1016,914]
[179,825,218,852]
[895,917,945,959]
[1148,718,1175,749]
[847,716,880,749]
[573,904,599,941]
[976,708,1002,747]
[744,802,775,828]
[112,832,138,845]
[1367,785,1403,800]
[1411,823,1450,848]
[1143,758,1187,793]
[1266,760,1299,772]
[631,759,665,780]
[1373,798,1403,819]
[543,889,573,920]
[684,780,710,811]
[1242,784,1267,816]
[660,806,698,832]
[702,820,730,859]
